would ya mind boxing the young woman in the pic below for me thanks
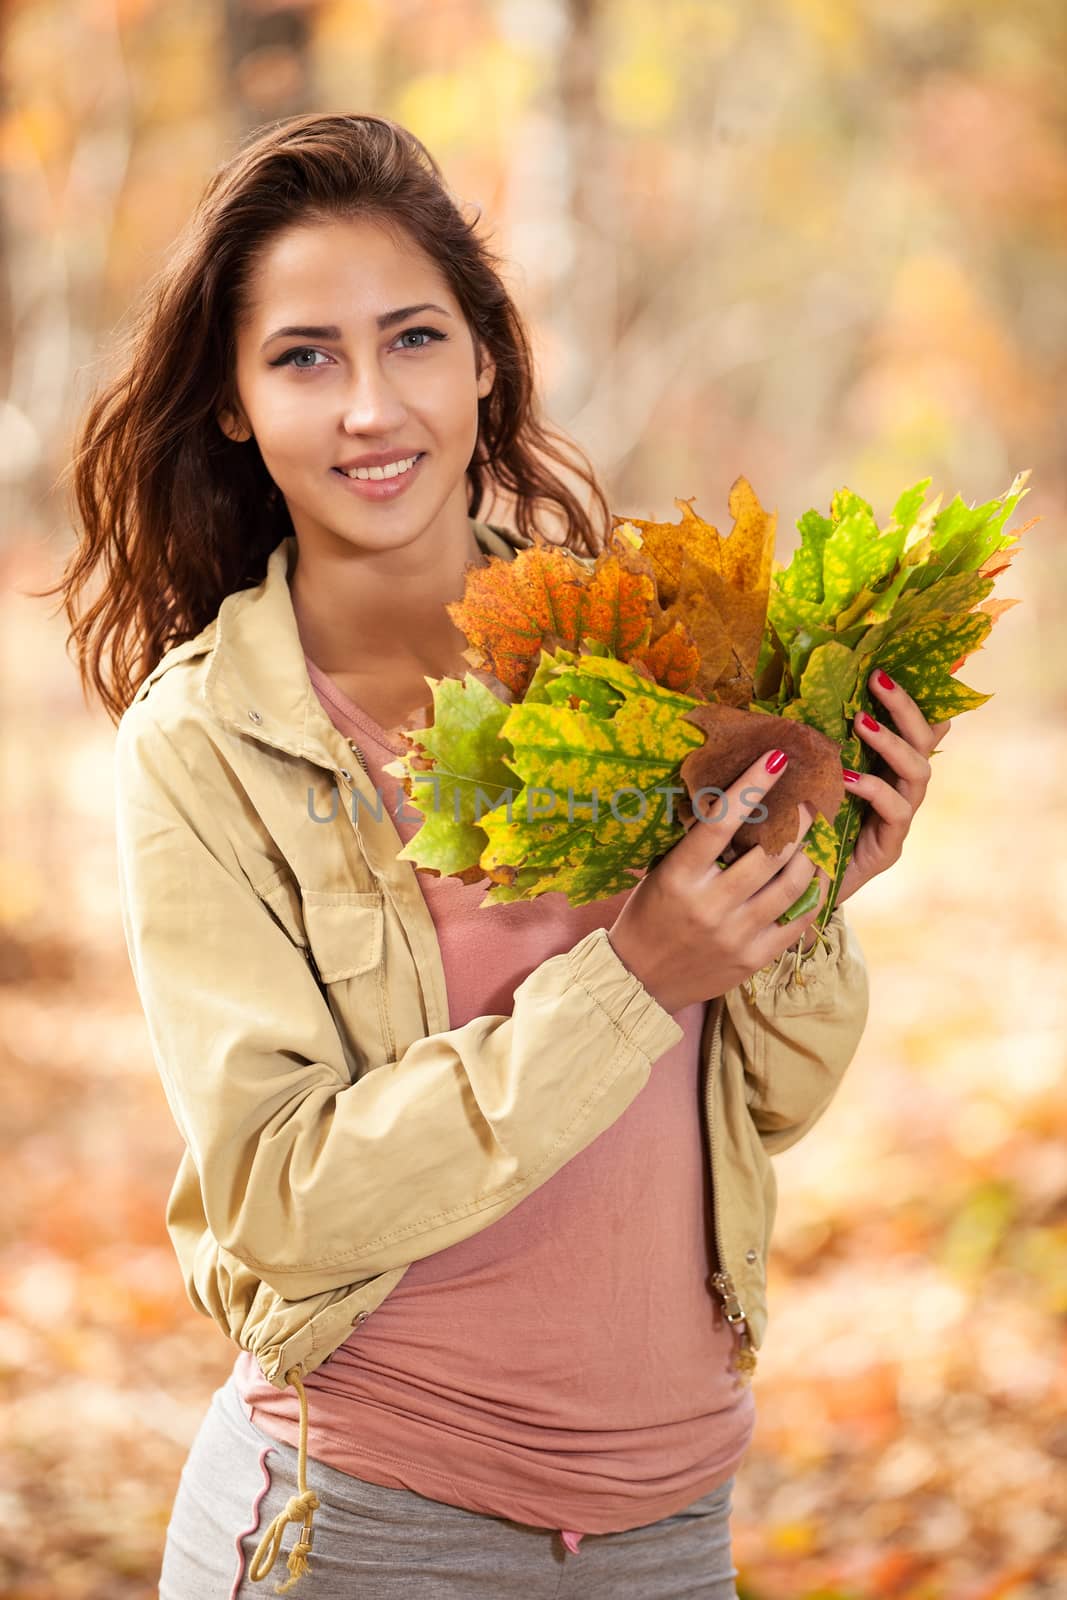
[45,113,947,1598]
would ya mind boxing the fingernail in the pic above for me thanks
[859,713,880,732]
[875,670,895,690]
[765,749,789,773]
[843,769,860,783]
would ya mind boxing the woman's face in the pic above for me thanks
[217,216,495,555]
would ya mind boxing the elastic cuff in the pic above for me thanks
[744,903,849,1002]
[566,927,684,1061]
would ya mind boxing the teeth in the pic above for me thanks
[343,454,420,481]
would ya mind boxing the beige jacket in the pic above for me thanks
[113,517,870,1589]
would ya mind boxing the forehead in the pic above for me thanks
[243,218,453,324]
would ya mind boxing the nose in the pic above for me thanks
[339,362,408,434]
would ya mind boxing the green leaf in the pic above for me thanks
[381,673,521,877]
[790,642,864,743]
[476,653,707,907]
[776,509,832,601]
[891,476,933,537]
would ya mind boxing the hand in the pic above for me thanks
[607,748,828,1015]
[834,667,952,908]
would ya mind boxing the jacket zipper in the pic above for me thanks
[705,1003,758,1383]
[348,738,370,773]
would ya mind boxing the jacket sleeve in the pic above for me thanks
[113,701,684,1302]
[718,904,870,1156]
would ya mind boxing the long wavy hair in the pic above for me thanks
[35,113,613,726]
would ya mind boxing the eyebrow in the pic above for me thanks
[260,304,453,351]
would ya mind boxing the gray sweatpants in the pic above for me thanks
[158,1371,741,1599]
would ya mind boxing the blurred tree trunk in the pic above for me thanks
[223,0,316,132]
[553,0,620,447]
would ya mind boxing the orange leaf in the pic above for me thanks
[446,478,775,704]
[614,475,776,706]
[977,511,1040,578]
[446,542,656,698]
[632,617,703,690]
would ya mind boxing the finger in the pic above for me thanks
[714,798,817,903]
[840,768,912,834]
[854,705,931,808]
[678,747,793,875]
[743,837,825,931]
[748,868,831,971]
[717,798,812,869]
[867,669,949,758]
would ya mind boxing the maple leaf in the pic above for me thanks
[445,538,669,699]
[677,705,846,861]
[616,475,777,707]
[446,477,776,706]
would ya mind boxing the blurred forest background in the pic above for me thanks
[1,0,1065,1596]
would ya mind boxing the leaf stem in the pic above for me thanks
[817,788,859,932]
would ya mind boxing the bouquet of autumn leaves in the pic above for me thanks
[382,470,1035,949]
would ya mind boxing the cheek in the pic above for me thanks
[422,358,480,415]
[252,387,325,459]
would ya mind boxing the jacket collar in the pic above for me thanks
[204,519,524,771]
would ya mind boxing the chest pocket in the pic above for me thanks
[300,888,396,1078]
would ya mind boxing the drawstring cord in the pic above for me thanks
[240,1360,593,1580]
[743,918,833,1003]
[248,1367,319,1592]
[242,1368,588,1584]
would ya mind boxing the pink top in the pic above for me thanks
[232,658,755,1550]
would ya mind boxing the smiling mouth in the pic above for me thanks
[332,453,426,481]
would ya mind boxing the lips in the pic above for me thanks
[330,450,428,500]
[333,452,425,479]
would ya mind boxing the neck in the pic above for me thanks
[288,515,489,676]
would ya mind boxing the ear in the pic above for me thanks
[217,404,252,444]
[475,344,496,401]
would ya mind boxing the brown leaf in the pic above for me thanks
[677,704,845,858]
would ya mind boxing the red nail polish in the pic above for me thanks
[765,749,789,773]
[859,713,880,732]
[842,769,860,783]
[876,670,895,690]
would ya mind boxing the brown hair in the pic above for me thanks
[35,113,613,725]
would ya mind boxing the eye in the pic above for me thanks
[270,326,447,370]
[397,326,447,350]
[272,347,328,369]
